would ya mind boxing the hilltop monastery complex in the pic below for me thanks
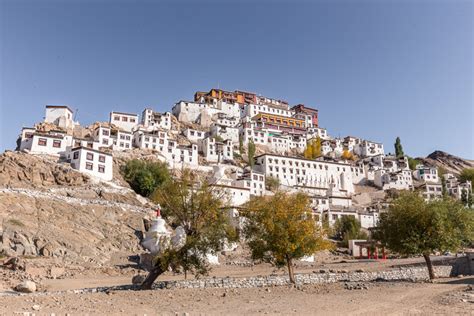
[16,88,472,229]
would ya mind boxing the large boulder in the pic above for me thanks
[15,280,36,293]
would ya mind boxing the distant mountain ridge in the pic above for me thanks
[417,150,474,175]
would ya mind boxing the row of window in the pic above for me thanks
[38,138,61,148]
[113,115,137,123]
[266,158,338,171]
[75,151,106,163]
[85,162,106,173]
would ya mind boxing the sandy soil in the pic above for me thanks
[0,278,472,315]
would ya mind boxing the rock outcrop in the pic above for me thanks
[0,151,90,188]
[418,150,474,175]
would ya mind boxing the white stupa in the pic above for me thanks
[141,207,186,256]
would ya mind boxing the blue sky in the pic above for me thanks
[1,0,473,158]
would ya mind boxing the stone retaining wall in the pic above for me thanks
[152,265,453,290]
[3,265,453,297]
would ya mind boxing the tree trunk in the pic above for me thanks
[423,253,435,280]
[286,255,295,284]
[140,262,165,290]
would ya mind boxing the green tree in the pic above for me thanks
[333,216,368,246]
[239,136,244,155]
[461,189,468,206]
[243,192,332,283]
[438,167,448,197]
[460,168,474,184]
[140,170,236,289]
[394,137,404,158]
[213,135,224,142]
[247,140,256,167]
[121,159,170,197]
[265,176,280,192]
[373,192,474,279]
[407,157,421,171]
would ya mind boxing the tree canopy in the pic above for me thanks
[460,168,474,184]
[373,192,474,279]
[341,149,354,161]
[304,137,322,159]
[333,216,367,246]
[394,137,404,158]
[247,140,256,167]
[243,192,332,283]
[140,170,236,289]
[121,159,171,197]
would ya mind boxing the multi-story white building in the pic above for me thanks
[254,153,355,194]
[67,146,113,181]
[232,170,266,196]
[93,125,132,151]
[443,173,472,201]
[210,124,239,144]
[322,208,358,227]
[354,140,384,157]
[307,127,329,140]
[109,111,139,132]
[172,100,240,124]
[19,130,73,156]
[413,165,439,183]
[241,102,293,119]
[215,113,239,127]
[199,137,233,163]
[321,139,343,157]
[44,105,76,129]
[183,128,207,143]
[44,105,74,129]
[374,169,413,190]
[417,182,443,201]
[133,129,169,152]
[141,109,172,130]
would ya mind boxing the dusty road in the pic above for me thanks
[0,277,472,315]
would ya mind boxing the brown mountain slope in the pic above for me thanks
[416,150,474,175]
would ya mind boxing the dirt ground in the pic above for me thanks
[0,252,470,315]
[0,277,472,315]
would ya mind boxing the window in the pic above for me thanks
[98,165,105,173]
[53,140,61,148]
[38,138,47,146]
[102,130,109,136]
[99,155,106,163]
[86,162,93,170]
[122,117,128,122]
[130,118,136,123]
[86,153,94,161]
[102,139,108,145]
[73,151,79,159]
[114,116,120,121]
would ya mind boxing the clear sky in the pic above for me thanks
[1,0,473,158]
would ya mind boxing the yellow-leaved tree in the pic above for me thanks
[304,137,322,159]
[242,192,332,283]
[341,149,354,160]
[303,141,313,159]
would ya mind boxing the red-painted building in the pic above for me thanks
[291,104,318,127]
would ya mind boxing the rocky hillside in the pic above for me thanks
[417,150,474,175]
[0,151,154,267]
